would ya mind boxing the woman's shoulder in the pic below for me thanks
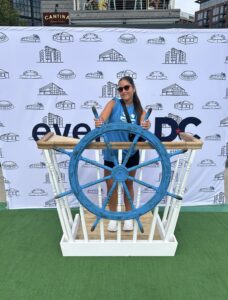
[112,97,121,103]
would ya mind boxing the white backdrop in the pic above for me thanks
[0,27,227,209]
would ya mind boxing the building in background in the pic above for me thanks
[11,0,42,25]
[195,0,228,27]
[10,0,196,27]
[41,0,183,26]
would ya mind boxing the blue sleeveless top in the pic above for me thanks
[103,97,138,162]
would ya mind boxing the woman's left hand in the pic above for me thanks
[140,120,151,130]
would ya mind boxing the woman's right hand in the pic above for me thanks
[94,118,104,127]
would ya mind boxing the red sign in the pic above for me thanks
[43,12,70,26]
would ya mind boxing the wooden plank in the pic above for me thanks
[37,134,203,150]
[75,208,161,241]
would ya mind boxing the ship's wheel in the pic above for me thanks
[55,123,183,232]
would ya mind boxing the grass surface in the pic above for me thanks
[0,210,228,300]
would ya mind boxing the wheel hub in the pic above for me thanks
[112,165,129,182]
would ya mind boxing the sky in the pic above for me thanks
[174,0,200,14]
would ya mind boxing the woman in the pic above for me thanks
[95,76,151,232]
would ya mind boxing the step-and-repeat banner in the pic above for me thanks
[0,27,227,209]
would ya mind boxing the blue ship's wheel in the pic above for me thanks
[55,123,183,232]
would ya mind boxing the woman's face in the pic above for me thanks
[118,79,135,104]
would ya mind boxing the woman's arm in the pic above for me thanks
[94,99,115,127]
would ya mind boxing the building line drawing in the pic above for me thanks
[21,34,40,42]
[0,133,19,142]
[214,171,224,180]
[25,102,44,110]
[161,112,182,128]
[56,100,76,110]
[0,69,9,79]
[99,49,126,62]
[6,188,20,197]
[179,70,197,81]
[219,143,228,156]
[171,159,188,169]
[202,101,221,109]
[45,198,56,207]
[39,46,62,63]
[209,72,226,80]
[147,71,167,80]
[39,83,67,95]
[57,69,76,79]
[198,159,216,167]
[58,160,70,169]
[29,162,46,168]
[81,100,101,109]
[145,103,163,110]
[220,117,228,127]
[214,192,224,204]
[3,177,10,184]
[178,34,198,44]
[205,134,221,141]
[101,81,119,98]
[161,83,188,96]
[85,71,103,79]
[174,100,193,110]
[87,188,104,195]
[208,34,228,43]
[118,33,137,43]
[0,32,9,42]
[80,33,102,42]
[45,172,66,184]
[199,186,215,192]
[53,32,74,42]
[164,48,187,64]
[224,88,228,99]
[0,100,14,110]
[2,161,18,169]
[20,70,42,79]
[117,70,136,79]
[167,113,182,125]
[147,36,165,44]
[42,113,64,128]
[29,188,48,196]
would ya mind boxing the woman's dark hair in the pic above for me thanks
[118,76,143,124]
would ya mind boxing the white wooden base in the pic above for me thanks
[60,236,178,257]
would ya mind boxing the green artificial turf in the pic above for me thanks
[0,210,228,300]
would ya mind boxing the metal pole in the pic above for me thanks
[30,0,34,26]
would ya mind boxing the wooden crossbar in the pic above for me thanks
[37,132,203,150]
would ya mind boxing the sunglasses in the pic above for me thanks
[117,85,131,93]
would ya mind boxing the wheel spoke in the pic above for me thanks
[91,216,101,232]
[101,181,117,211]
[166,191,182,200]
[54,189,73,200]
[122,134,140,166]
[128,176,159,192]
[80,155,112,172]
[135,217,144,233]
[102,135,118,166]
[169,149,188,158]
[122,181,136,210]
[80,175,112,190]
[128,156,162,172]
[54,147,72,157]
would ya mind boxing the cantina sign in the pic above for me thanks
[43,12,70,25]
